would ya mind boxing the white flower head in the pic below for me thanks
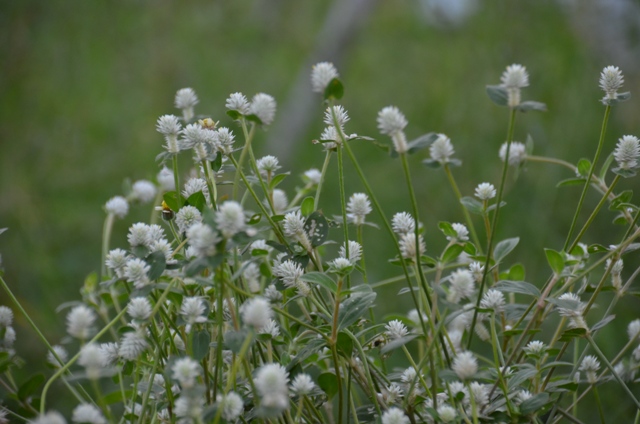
[430,133,454,163]
[174,396,204,419]
[324,105,349,131]
[599,66,624,100]
[452,351,478,380]
[377,106,408,136]
[127,297,152,321]
[400,233,426,260]
[448,223,469,242]
[628,319,640,341]
[499,141,527,166]
[131,180,157,204]
[580,355,600,384]
[283,211,310,249]
[480,289,505,312]
[172,357,201,388]
[251,239,273,254]
[105,196,129,219]
[319,126,339,150]
[66,305,96,340]
[255,363,290,410]
[447,269,475,303]
[241,297,273,330]
[175,87,198,121]
[385,319,409,340]
[330,257,353,274]
[475,182,496,200]
[216,391,244,421]
[557,292,587,328]
[525,340,546,356]
[78,343,105,379]
[157,115,182,153]
[437,404,457,423]
[216,201,246,238]
[182,178,209,202]
[127,223,152,247]
[400,366,418,384]
[124,258,151,289]
[501,64,529,89]
[381,407,410,424]
[226,92,250,115]
[291,373,316,395]
[72,403,106,424]
[614,135,640,170]
[273,260,304,289]
[311,62,339,93]
[469,261,484,282]
[304,168,322,185]
[180,297,208,329]
[187,223,220,257]
[118,330,148,361]
[469,382,489,407]
[99,342,119,367]
[256,155,281,176]
[46,345,68,368]
[249,93,277,125]
[272,189,288,215]
[340,240,363,264]
[216,127,236,154]
[0,306,13,327]
[31,411,67,424]
[392,212,415,235]
[175,205,202,234]
[259,319,280,338]
[157,167,175,191]
[347,193,371,225]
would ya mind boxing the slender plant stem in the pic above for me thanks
[443,164,482,250]
[233,119,256,200]
[564,105,611,251]
[101,213,115,277]
[314,150,332,211]
[172,154,181,208]
[468,108,517,349]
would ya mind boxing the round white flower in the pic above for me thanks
[429,133,454,163]
[131,180,157,203]
[499,141,527,166]
[127,297,152,321]
[216,201,246,238]
[347,193,371,225]
[66,305,96,340]
[249,93,277,125]
[118,330,148,361]
[172,357,200,388]
[452,351,478,380]
[241,297,273,330]
[385,319,409,340]
[377,106,408,135]
[72,403,106,424]
[501,64,529,89]
[475,182,496,200]
[175,87,198,121]
[392,212,415,234]
[291,373,316,395]
[156,167,175,191]
[226,92,250,114]
[614,135,640,170]
[323,105,349,130]
[311,62,339,93]
[255,363,289,410]
[381,407,409,424]
[0,306,13,327]
[216,391,244,421]
[105,196,129,219]
[599,65,624,100]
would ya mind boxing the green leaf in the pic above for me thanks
[248,213,262,225]
[226,110,242,120]
[544,248,565,275]
[592,314,615,331]
[191,330,211,361]
[318,372,339,399]
[587,243,609,254]
[186,191,206,211]
[460,196,484,215]
[486,85,508,106]
[381,335,417,354]
[612,167,637,178]
[520,393,550,414]
[438,221,456,238]
[18,373,45,401]
[336,332,353,357]
[508,263,525,281]
[556,178,586,188]
[131,245,150,259]
[558,327,587,342]
[494,280,541,297]
[299,272,337,293]
[407,132,438,154]
[494,237,519,263]
[609,190,633,211]
[103,389,134,405]
[223,330,251,354]
[516,101,547,112]
[211,151,223,172]
[245,113,263,125]
[146,251,167,281]
[602,91,631,105]
[300,197,315,216]
[324,77,344,100]
[577,159,591,177]
[304,211,329,247]
[338,289,376,330]
[163,191,182,212]
[422,158,442,168]
[269,173,289,189]
[184,257,209,277]
[441,244,464,264]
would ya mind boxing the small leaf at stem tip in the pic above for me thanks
[300,196,315,216]
[211,151,223,172]
[318,372,339,399]
[407,132,438,154]
[226,110,242,120]
[323,78,344,100]
[556,178,586,188]
[544,248,565,275]
[186,191,206,212]
[460,196,484,215]
[441,244,464,264]
[438,221,456,237]
[577,158,591,177]
[486,84,509,106]
[299,272,337,293]
[493,237,519,263]
[146,251,167,280]
[269,173,289,189]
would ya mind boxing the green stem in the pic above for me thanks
[314,150,333,211]
[468,107,516,349]
[172,154,181,208]
[564,105,611,251]
[443,164,482,251]
[233,119,256,201]
[101,213,115,277]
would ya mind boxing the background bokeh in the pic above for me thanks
[2,0,640,418]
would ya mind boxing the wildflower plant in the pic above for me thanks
[1,61,640,424]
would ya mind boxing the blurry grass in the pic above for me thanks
[1,0,639,417]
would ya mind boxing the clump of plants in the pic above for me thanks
[1,62,639,423]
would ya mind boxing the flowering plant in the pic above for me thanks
[1,62,639,424]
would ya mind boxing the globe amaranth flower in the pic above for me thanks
[226,92,250,115]
[291,373,316,395]
[324,105,349,134]
[255,363,290,410]
[429,133,454,164]
[216,391,244,421]
[182,177,210,204]
[259,319,280,338]
[283,210,311,251]
[186,223,220,257]
[0,306,12,328]
[256,155,281,178]
[72,403,106,424]
[30,411,67,424]
[272,189,288,215]
[127,297,152,321]
[599,65,624,100]
[381,407,410,424]
[377,106,409,154]
[452,351,478,380]
[273,260,305,290]
[99,342,120,366]
[499,141,527,166]
[156,114,182,154]
[480,289,505,312]
[339,240,363,264]
[329,257,352,274]
[175,87,199,121]
[628,319,640,341]
[216,201,246,238]
[399,233,425,260]
[67,305,96,340]
[175,205,202,234]
[157,167,175,191]
[614,135,640,170]
[174,396,205,420]
[127,222,152,247]
[249,93,277,125]
[447,223,469,242]
[311,62,339,93]
[118,330,148,361]
[105,196,129,218]
[556,292,587,329]
[385,319,409,340]
[347,193,372,225]
[242,262,262,293]
[392,212,415,235]
[580,355,600,384]
[79,343,106,379]
[447,269,475,304]
[46,345,69,368]
[124,258,151,289]
[251,239,273,254]
[437,404,457,423]
[172,357,200,388]
[304,168,322,185]
[524,340,546,356]
[475,182,496,200]
[180,297,208,331]
[241,297,273,330]
[131,180,157,203]
[500,64,529,107]
[216,127,236,154]
[180,123,214,151]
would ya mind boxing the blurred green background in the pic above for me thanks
[2,0,639,418]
